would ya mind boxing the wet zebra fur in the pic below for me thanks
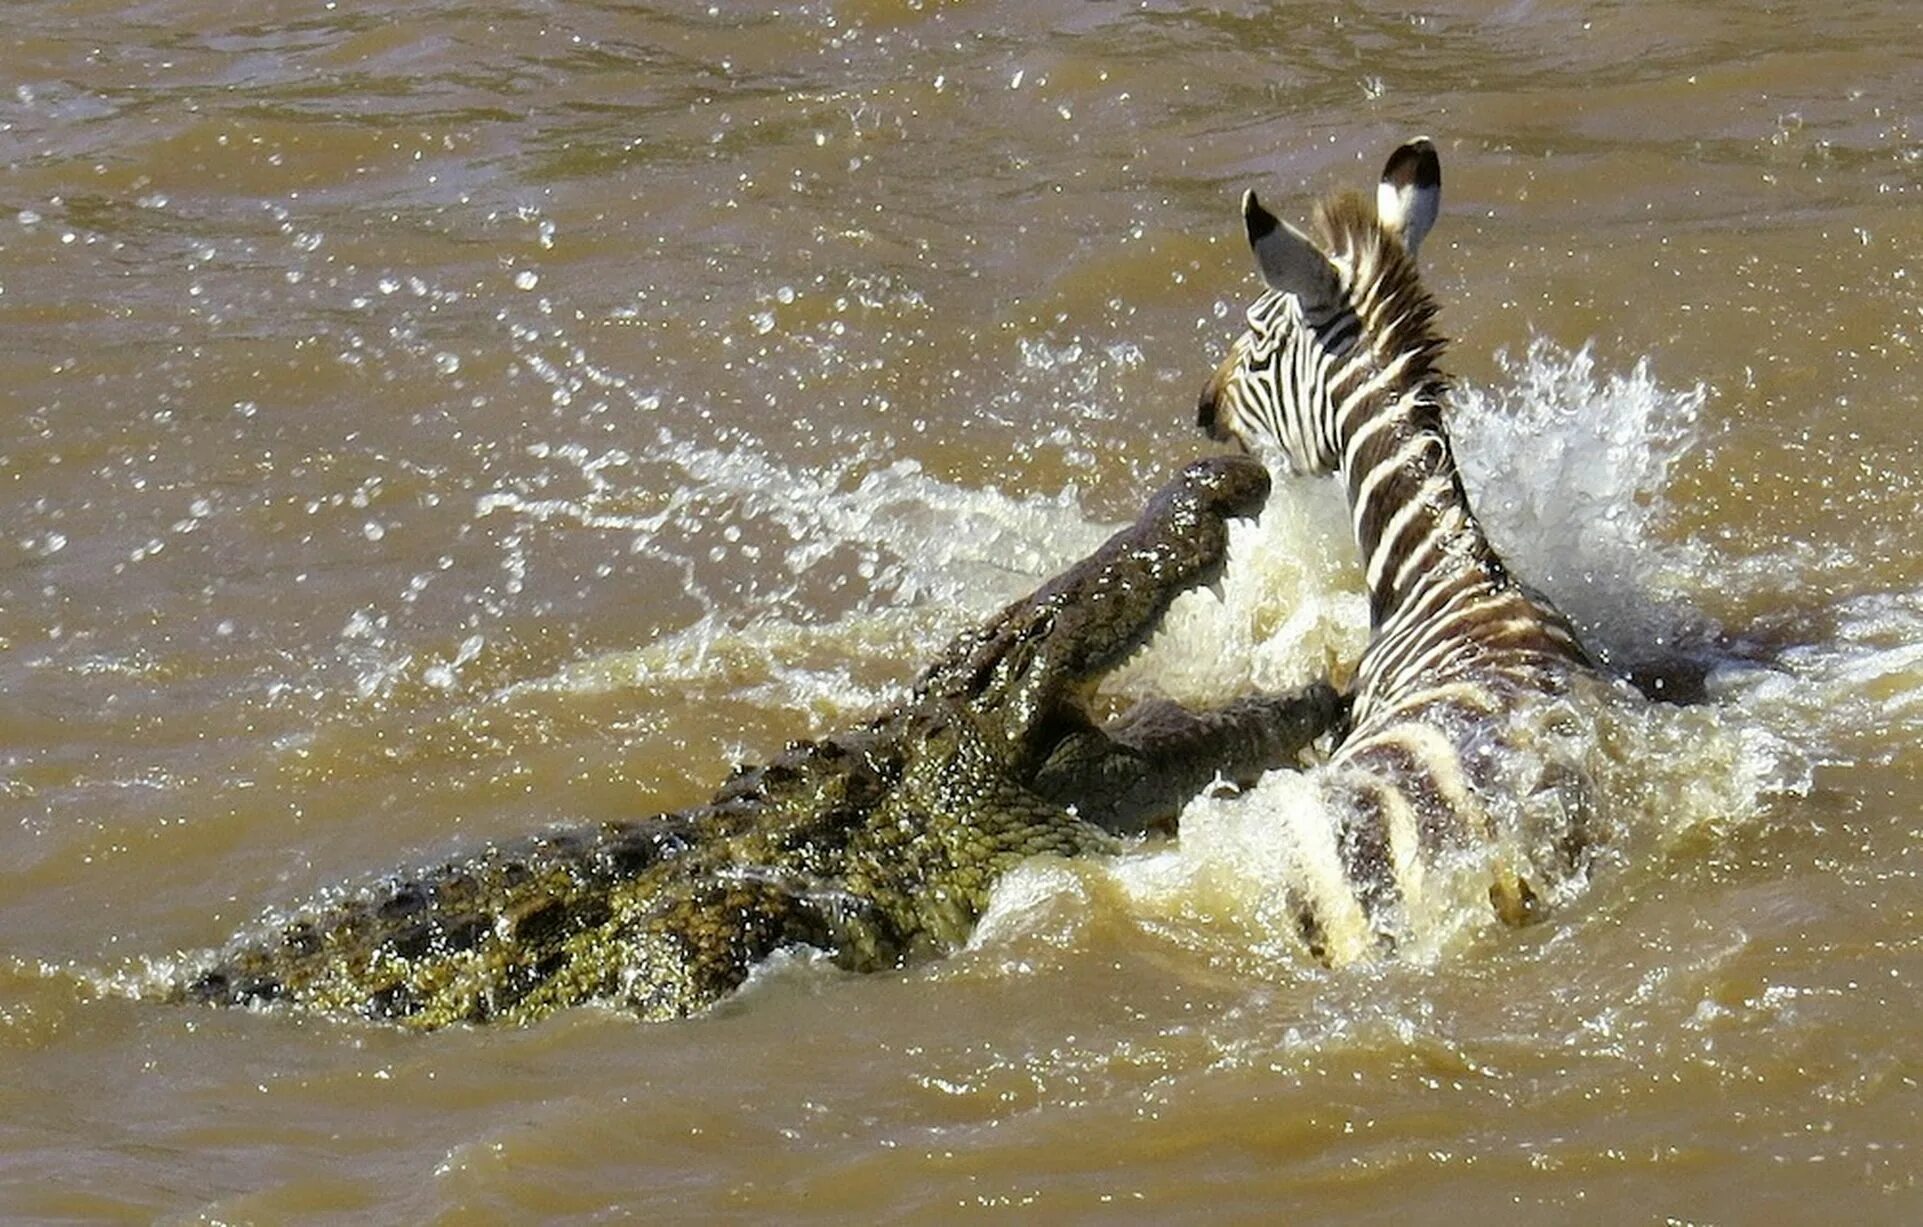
[1197,138,1603,962]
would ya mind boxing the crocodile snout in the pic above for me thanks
[1173,452,1270,523]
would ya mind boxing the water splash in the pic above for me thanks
[984,339,1842,971]
[1453,339,1713,679]
[289,248,1917,982]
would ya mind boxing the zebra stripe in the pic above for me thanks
[1197,139,1596,958]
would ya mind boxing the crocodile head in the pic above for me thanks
[910,454,1273,767]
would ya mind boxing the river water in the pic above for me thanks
[4,1,1922,1221]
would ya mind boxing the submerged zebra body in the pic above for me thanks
[1198,139,1611,962]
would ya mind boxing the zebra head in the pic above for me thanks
[1198,138,1443,476]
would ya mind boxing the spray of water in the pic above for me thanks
[977,340,1837,972]
[229,234,1923,984]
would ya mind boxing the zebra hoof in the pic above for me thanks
[1489,871,1542,927]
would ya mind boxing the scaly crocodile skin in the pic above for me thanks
[178,456,1338,1028]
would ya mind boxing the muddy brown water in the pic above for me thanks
[4,1,1923,1221]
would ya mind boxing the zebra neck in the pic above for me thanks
[1338,389,1501,630]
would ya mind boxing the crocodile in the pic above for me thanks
[175,455,1341,1029]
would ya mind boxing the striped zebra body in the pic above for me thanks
[1198,140,1602,961]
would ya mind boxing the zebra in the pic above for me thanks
[1195,138,1610,963]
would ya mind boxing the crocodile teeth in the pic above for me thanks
[1207,577,1229,604]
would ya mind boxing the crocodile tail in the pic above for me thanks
[176,816,704,1028]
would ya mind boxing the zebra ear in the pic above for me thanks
[1243,190,1343,314]
[1376,137,1441,258]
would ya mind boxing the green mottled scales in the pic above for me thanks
[177,456,1339,1028]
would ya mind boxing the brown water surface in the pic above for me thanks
[4,1,1923,1221]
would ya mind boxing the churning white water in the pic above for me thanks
[965,340,1873,975]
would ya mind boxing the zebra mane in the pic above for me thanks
[1313,191,1503,603]
[1313,192,1450,421]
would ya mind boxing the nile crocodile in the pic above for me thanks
[176,455,1340,1029]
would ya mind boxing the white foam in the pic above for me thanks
[1452,339,1714,676]
[405,307,1921,969]
[1721,589,1923,770]
[504,441,1115,724]
[984,339,1847,963]
[1104,477,1368,706]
